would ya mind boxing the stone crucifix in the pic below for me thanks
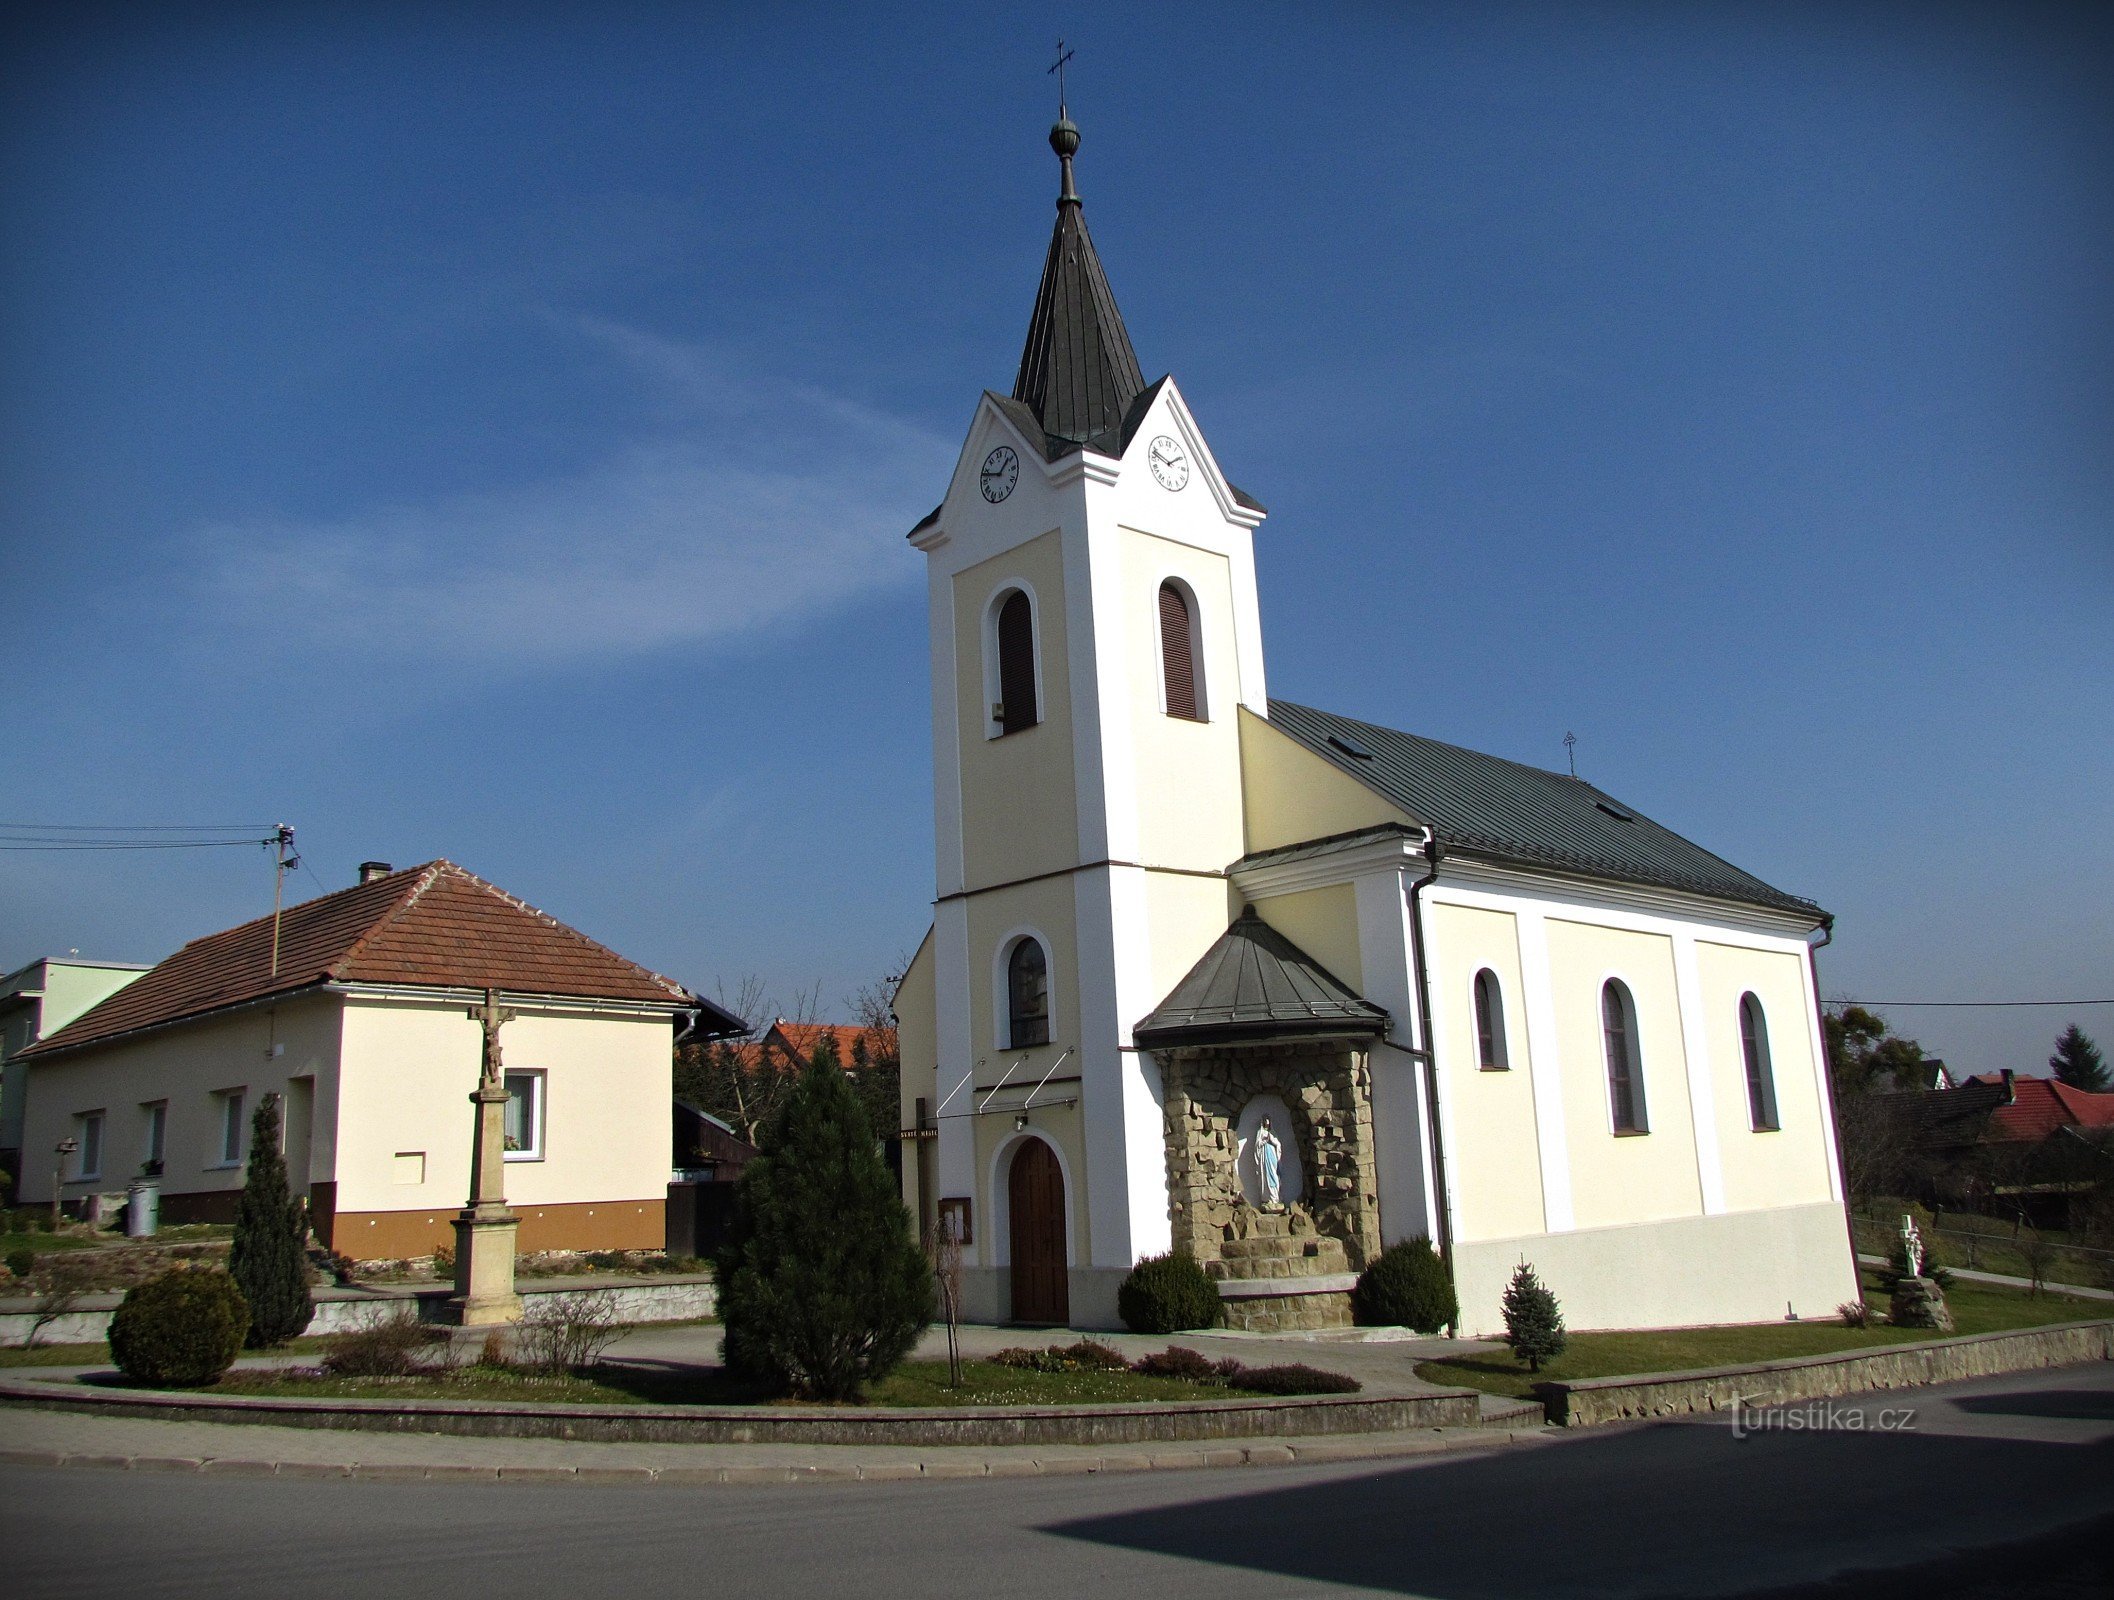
[447,986,524,1326]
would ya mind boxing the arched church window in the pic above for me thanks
[1473,969,1508,1069]
[1158,581,1203,721]
[1007,938,1050,1048]
[1602,980,1648,1133]
[1740,992,1779,1131]
[995,590,1039,735]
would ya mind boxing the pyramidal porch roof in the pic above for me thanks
[1134,907,1388,1050]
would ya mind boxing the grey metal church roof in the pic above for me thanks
[1133,907,1388,1048]
[1260,701,1825,921]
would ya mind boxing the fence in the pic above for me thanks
[1853,1209,2114,1290]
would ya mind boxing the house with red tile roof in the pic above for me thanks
[15,860,739,1259]
[1895,1070,2114,1226]
[763,1019,897,1070]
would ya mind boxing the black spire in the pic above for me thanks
[1010,116,1145,452]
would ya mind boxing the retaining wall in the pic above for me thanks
[1538,1318,2114,1427]
[0,1275,715,1349]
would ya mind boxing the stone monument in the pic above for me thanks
[1888,1211,1953,1332]
[446,987,525,1326]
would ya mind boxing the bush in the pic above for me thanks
[715,1043,933,1400]
[1131,1345,1229,1382]
[1232,1362,1361,1396]
[1500,1260,1567,1372]
[1352,1237,1457,1333]
[108,1267,249,1387]
[321,1312,450,1377]
[513,1291,628,1375]
[1839,1299,1871,1329]
[1116,1251,1221,1334]
[228,1093,313,1346]
[5,1246,32,1279]
[992,1339,1131,1374]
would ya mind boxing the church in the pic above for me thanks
[894,114,1860,1338]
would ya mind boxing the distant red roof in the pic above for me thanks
[767,1019,897,1069]
[24,861,706,1059]
[1989,1075,2114,1141]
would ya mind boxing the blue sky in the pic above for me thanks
[3,2,2108,1075]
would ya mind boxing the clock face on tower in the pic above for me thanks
[1147,434,1189,491]
[980,445,1020,503]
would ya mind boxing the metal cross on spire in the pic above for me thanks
[1048,39,1075,116]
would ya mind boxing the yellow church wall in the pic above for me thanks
[1544,919,1704,1228]
[1118,528,1248,872]
[1696,940,1837,1212]
[1238,708,1414,854]
[972,1101,1092,1278]
[1138,873,1243,1016]
[963,874,1081,1064]
[1252,885,1363,994]
[953,529,1080,892]
[1429,902,1547,1242]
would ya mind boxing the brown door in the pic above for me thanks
[1008,1139,1069,1325]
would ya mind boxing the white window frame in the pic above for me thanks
[1600,978,1649,1136]
[76,1111,105,1181]
[142,1101,167,1169]
[504,1069,546,1161]
[991,928,1057,1052]
[213,1088,247,1169]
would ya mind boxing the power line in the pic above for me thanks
[0,838,273,851]
[0,822,274,831]
[1840,998,2114,1009]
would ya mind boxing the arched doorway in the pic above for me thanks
[1007,1138,1069,1325]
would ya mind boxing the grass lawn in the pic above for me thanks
[1415,1269,2109,1401]
[205,1358,1264,1408]
[1,1234,101,1255]
[1,1334,337,1369]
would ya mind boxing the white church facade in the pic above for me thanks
[895,115,1859,1338]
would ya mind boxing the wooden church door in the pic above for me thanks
[1008,1139,1069,1325]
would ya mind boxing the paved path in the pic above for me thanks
[1855,1251,2114,1301]
[3,1365,2110,1597]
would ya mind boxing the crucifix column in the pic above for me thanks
[447,987,524,1326]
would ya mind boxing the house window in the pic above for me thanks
[1472,969,1509,1070]
[504,1070,545,1160]
[1157,581,1204,721]
[77,1112,104,1181]
[142,1102,167,1170]
[1007,939,1050,1049]
[994,590,1039,735]
[216,1089,246,1166]
[1602,981,1648,1134]
[1740,993,1780,1131]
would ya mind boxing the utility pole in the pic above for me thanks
[268,824,297,977]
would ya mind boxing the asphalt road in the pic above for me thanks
[6,1364,2112,1600]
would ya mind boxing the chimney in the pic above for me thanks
[2000,1068,2016,1104]
[358,861,393,885]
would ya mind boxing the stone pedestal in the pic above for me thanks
[447,1209,524,1326]
[1889,1275,1953,1332]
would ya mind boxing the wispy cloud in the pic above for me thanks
[188,318,952,670]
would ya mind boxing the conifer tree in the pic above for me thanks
[716,1038,932,1400]
[1501,1260,1567,1373]
[228,1093,314,1346]
[2049,1025,2111,1094]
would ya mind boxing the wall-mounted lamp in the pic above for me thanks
[1013,1113,1029,1131]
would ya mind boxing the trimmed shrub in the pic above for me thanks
[1233,1362,1361,1396]
[228,1093,313,1346]
[1352,1237,1457,1333]
[1132,1345,1226,1382]
[992,1339,1131,1374]
[108,1267,248,1387]
[715,1042,933,1400]
[5,1246,32,1279]
[1839,1299,1871,1329]
[1116,1251,1221,1334]
[1501,1261,1567,1372]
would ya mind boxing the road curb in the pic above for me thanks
[0,1425,1554,1486]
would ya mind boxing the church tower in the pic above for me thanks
[909,115,1269,1326]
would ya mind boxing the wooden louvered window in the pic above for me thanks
[1740,993,1779,1131]
[1007,938,1050,1049]
[1473,969,1508,1069]
[995,591,1038,735]
[1158,582,1202,721]
[1603,980,1648,1134]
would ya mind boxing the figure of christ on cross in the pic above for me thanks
[448,986,525,1326]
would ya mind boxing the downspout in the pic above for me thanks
[1807,913,1863,1279]
[1406,830,1457,1315]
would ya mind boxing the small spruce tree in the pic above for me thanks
[716,1039,932,1400]
[1501,1261,1567,1373]
[2049,1026,2112,1094]
[228,1093,314,1347]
